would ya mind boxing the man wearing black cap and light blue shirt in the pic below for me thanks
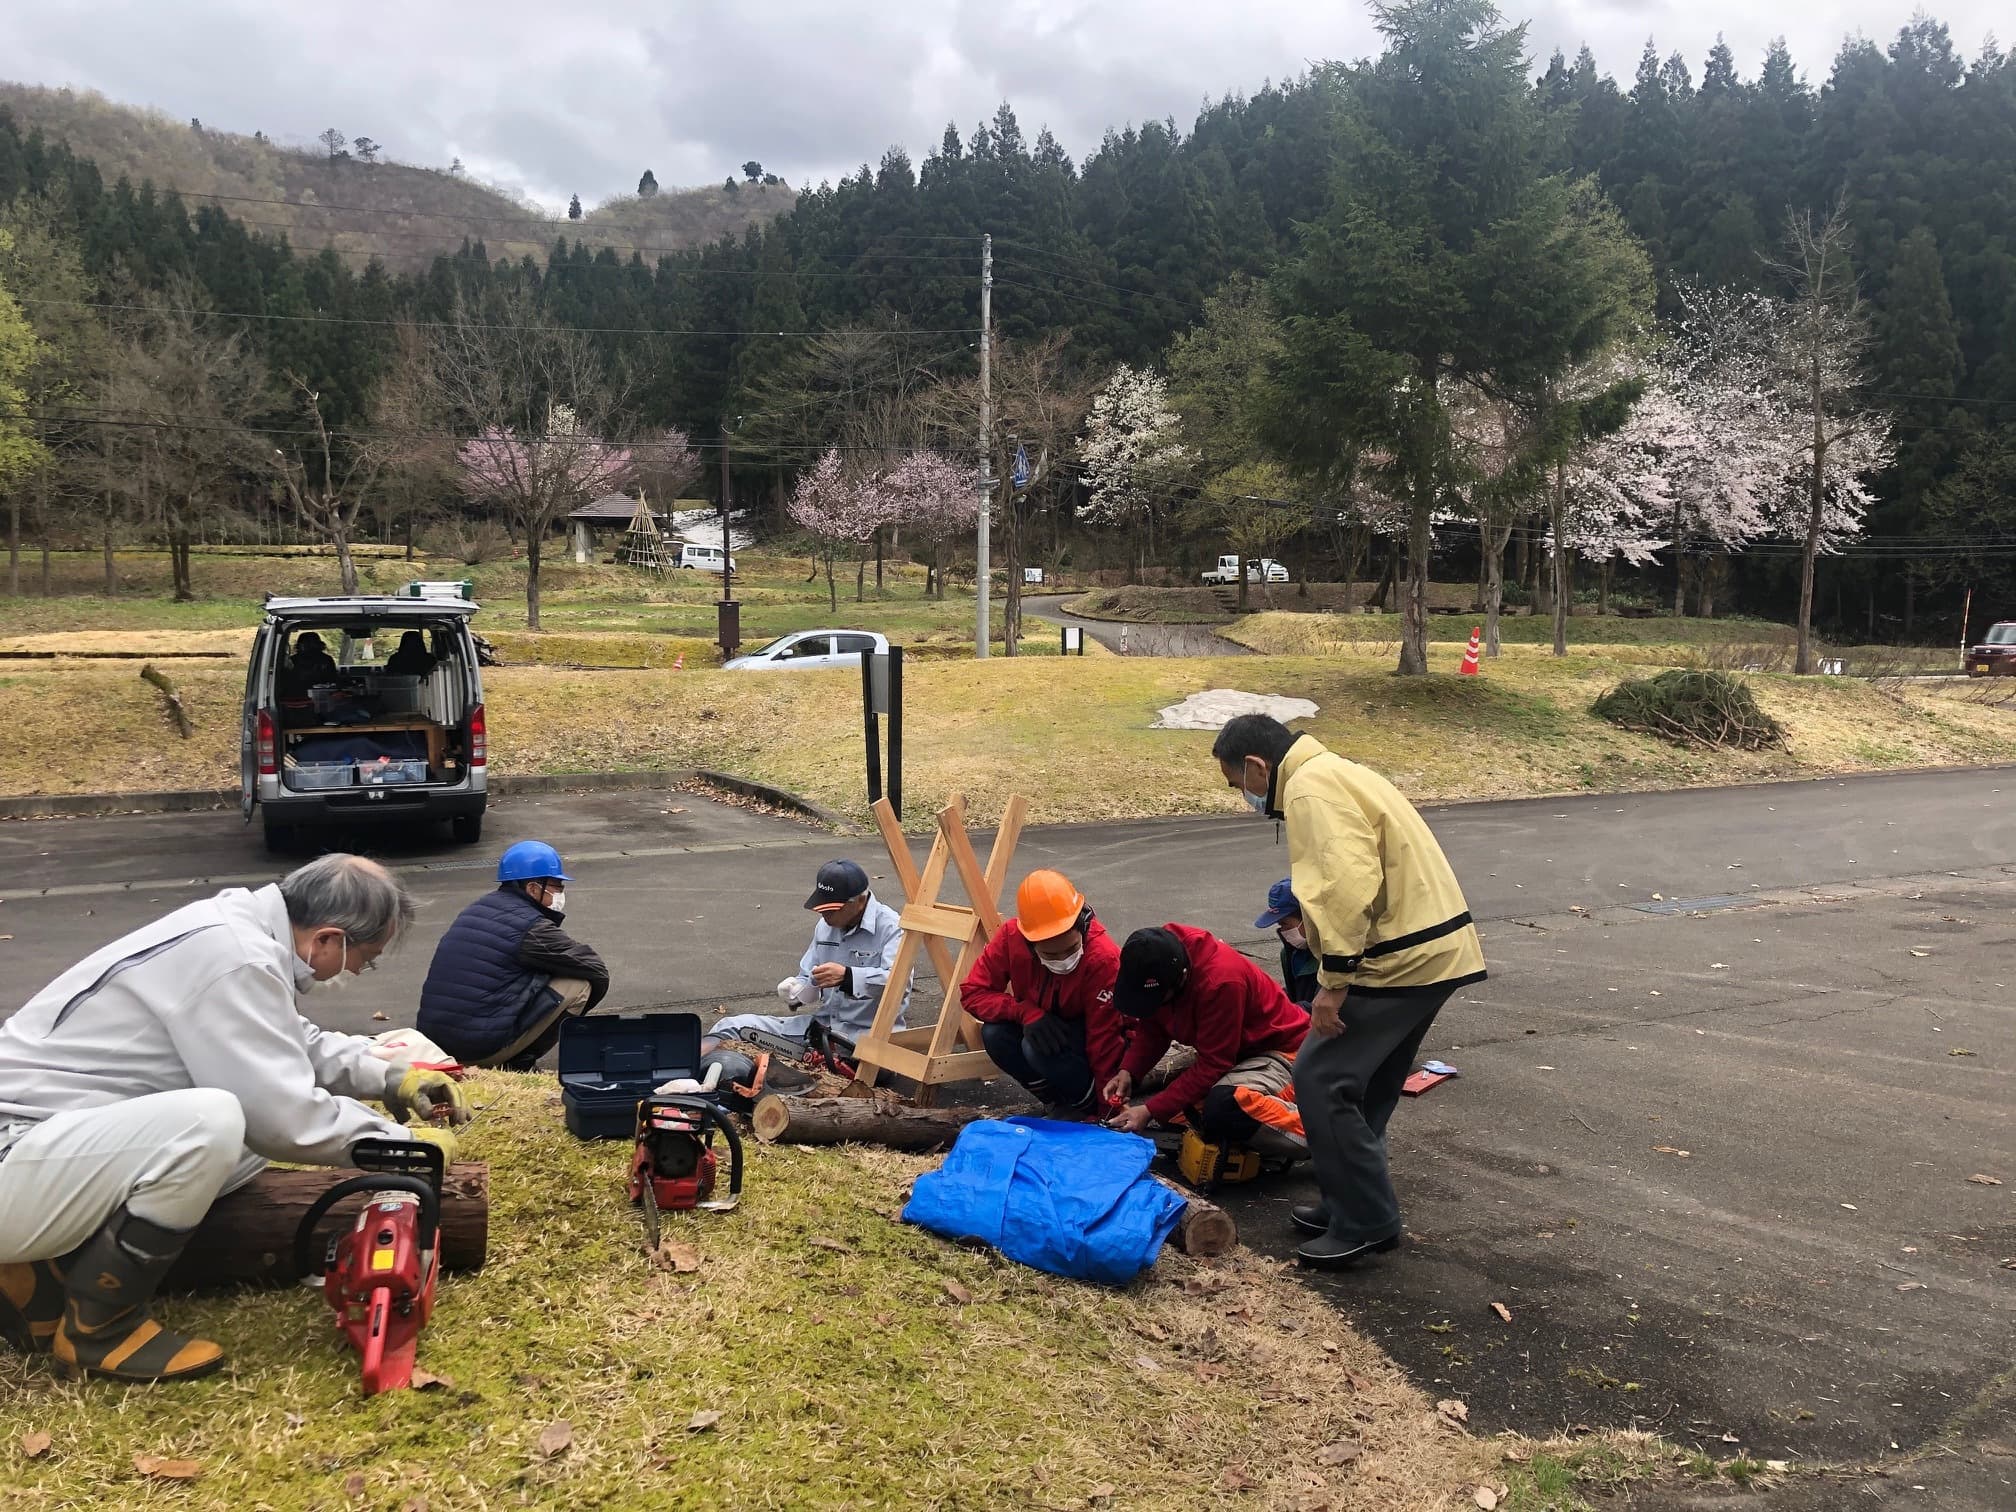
[705,859,909,1054]
[1255,878,1319,1008]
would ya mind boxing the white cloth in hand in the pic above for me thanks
[776,976,821,1009]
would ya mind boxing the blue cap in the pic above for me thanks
[805,859,870,910]
[498,840,570,884]
[1254,878,1300,929]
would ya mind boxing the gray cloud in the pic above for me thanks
[2,0,2004,211]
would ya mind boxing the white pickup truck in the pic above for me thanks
[1200,554,1289,584]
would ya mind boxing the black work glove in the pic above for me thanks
[1025,1011,1073,1060]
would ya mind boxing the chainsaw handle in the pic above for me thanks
[293,1174,442,1279]
[646,1095,744,1200]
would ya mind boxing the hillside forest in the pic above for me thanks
[0,0,2013,671]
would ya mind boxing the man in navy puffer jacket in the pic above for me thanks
[419,841,609,1069]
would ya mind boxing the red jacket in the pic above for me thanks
[1117,924,1310,1122]
[961,916,1124,1081]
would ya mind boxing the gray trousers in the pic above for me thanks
[1291,984,1457,1244]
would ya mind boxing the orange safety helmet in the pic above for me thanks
[1015,869,1086,942]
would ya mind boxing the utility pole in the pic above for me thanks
[975,233,993,659]
[719,419,734,603]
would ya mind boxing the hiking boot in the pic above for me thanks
[0,1259,65,1354]
[52,1211,224,1382]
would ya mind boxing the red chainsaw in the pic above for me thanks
[294,1139,445,1395]
[628,1095,743,1248]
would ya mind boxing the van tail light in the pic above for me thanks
[255,708,277,775]
[469,703,487,767]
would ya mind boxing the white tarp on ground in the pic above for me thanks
[1152,689,1319,731]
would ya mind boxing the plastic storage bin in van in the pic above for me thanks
[288,762,354,790]
[358,758,428,786]
[372,675,425,715]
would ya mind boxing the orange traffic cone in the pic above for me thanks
[673,652,685,671]
[1459,627,1482,676]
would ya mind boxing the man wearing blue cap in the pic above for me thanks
[704,859,908,1056]
[418,840,610,1069]
[1255,878,1319,1008]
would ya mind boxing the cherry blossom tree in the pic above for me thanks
[458,403,635,628]
[788,449,889,612]
[1080,363,1186,580]
[881,449,982,601]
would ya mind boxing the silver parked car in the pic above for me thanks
[722,629,889,671]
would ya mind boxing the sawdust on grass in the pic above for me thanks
[0,1074,1513,1511]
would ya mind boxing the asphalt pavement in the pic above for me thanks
[1,768,2011,1503]
[1022,593,1255,655]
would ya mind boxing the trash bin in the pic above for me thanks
[716,599,741,660]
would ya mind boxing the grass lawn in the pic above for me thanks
[0,1074,1543,1511]
[3,644,2013,826]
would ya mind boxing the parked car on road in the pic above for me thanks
[1965,621,2016,675]
[242,593,487,851]
[723,629,889,671]
[1199,553,1289,584]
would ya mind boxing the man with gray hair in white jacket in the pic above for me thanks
[0,853,469,1384]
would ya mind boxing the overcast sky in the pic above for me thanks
[2,1,2003,212]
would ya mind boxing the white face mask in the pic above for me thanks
[1280,925,1308,951]
[1039,945,1083,975]
[546,890,567,914]
[297,930,360,993]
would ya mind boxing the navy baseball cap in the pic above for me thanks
[1113,927,1188,1017]
[1254,878,1300,929]
[805,859,871,911]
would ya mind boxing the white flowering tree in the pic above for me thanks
[1079,363,1186,580]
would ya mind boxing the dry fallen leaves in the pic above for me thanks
[1489,1302,1513,1323]
[1088,1486,1117,1504]
[1895,1282,1926,1293]
[687,1409,723,1433]
[807,1236,852,1253]
[1473,1488,1501,1511]
[133,1455,203,1481]
[1437,1399,1470,1428]
[344,1470,367,1501]
[651,1239,702,1274]
[536,1421,573,1459]
[1315,1439,1362,1467]
[21,1431,51,1459]
[1652,1145,1693,1158]
[409,1368,454,1391]
[942,1278,974,1305]
[1965,1173,2003,1186]
[371,1011,390,1021]
[1133,1354,1163,1373]
[1218,1466,1256,1491]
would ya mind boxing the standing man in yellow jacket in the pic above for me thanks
[1212,715,1485,1269]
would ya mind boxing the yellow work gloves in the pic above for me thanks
[408,1125,459,1166]
[385,1066,472,1127]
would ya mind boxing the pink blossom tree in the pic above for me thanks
[457,402,639,628]
[881,449,982,601]
[787,448,893,612]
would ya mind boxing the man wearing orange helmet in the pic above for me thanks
[959,869,1120,1113]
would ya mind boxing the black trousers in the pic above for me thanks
[1290,983,1457,1244]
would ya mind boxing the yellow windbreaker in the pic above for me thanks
[1275,736,1486,995]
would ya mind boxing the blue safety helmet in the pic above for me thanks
[1254,877,1300,930]
[497,839,570,884]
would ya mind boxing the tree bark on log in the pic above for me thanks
[164,1163,489,1291]
[139,662,193,738]
[1149,1175,1238,1257]
[750,1094,987,1151]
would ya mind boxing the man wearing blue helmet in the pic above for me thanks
[418,840,609,1069]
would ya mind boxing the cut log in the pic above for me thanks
[164,1163,489,1291]
[750,1093,987,1151]
[1151,1175,1238,1257]
[139,662,193,739]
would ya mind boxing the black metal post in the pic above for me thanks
[887,645,903,821]
[860,648,882,806]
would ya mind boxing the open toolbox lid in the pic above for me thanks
[556,1012,703,1095]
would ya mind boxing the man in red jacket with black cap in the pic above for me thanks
[1102,924,1309,1159]
[960,869,1120,1113]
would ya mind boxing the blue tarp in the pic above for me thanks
[902,1116,1187,1285]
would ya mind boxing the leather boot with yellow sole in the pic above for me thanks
[0,1258,65,1354]
[53,1211,224,1382]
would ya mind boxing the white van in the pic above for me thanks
[240,595,488,851]
[677,541,736,574]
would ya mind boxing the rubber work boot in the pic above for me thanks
[0,1258,65,1354]
[52,1211,225,1382]
[1289,1202,1330,1236]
